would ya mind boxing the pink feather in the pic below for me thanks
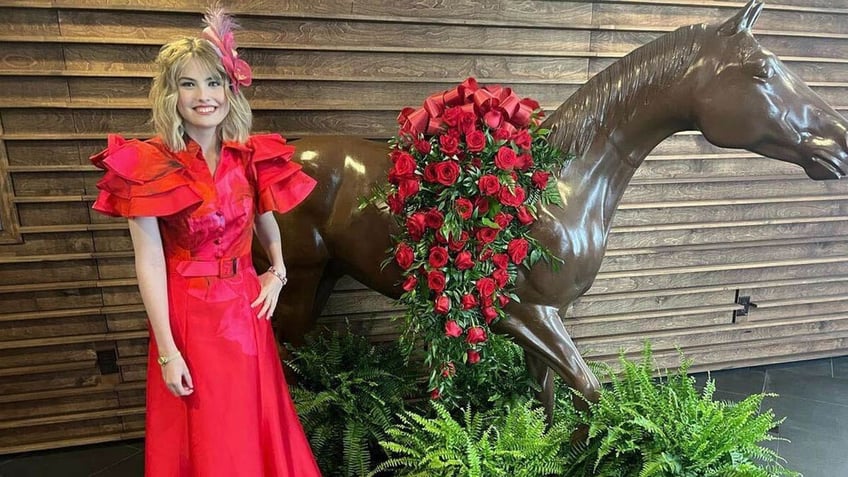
[202,4,238,43]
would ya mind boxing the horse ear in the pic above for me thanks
[718,0,764,35]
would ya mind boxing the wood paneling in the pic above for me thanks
[1,0,847,455]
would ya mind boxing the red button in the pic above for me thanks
[214,238,222,245]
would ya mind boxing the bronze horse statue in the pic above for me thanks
[258,0,848,416]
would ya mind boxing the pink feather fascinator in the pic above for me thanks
[201,5,253,93]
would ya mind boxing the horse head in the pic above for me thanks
[689,0,848,179]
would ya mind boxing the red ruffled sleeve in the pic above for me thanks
[246,133,317,214]
[90,135,204,218]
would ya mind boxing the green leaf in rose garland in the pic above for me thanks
[480,217,500,230]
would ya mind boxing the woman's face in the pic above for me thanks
[176,59,230,139]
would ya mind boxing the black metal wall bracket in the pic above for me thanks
[732,292,757,323]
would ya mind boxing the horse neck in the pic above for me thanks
[543,25,703,230]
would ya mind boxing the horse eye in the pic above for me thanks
[750,59,773,80]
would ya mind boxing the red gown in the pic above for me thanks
[91,134,322,477]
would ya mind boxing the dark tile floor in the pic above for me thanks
[1,356,846,476]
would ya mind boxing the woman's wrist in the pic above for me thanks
[158,350,182,367]
[268,266,287,286]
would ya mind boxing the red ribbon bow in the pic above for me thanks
[397,77,542,137]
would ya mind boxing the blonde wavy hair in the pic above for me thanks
[149,37,252,150]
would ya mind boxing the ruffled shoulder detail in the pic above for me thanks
[246,133,317,214]
[90,135,204,218]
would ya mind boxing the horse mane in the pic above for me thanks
[544,24,709,159]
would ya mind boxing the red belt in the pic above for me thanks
[171,255,252,278]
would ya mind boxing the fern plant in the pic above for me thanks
[286,330,418,477]
[565,345,799,477]
[372,399,577,477]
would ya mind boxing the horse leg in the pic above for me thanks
[273,263,336,347]
[495,303,601,416]
[525,352,555,422]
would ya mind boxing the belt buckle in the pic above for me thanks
[219,258,237,278]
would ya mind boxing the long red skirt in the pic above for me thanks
[144,269,321,477]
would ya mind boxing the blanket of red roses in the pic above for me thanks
[377,77,566,399]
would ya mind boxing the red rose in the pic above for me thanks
[461,293,478,310]
[430,388,440,400]
[423,163,438,183]
[484,110,502,129]
[465,130,486,152]
[455,250,474,270]
[467,349,481,364]
[390,148,405,162]
[493,127,512,141]
[406,212,427,240]
[494,212,513,229]
[439,134,460,156]
[477,175,500,196]
[493,268,509,288]
[425,209,444,230]
[392,151,417,177]
[442,106,462,127]
[460,111,477,133]
[434,294,451,314]
[448,231,469,252]
[387,193,404,214]
[532,171,550,190]
[471,157,483,169]
[482,306,498,324]
[466,326,487,345]
[494,146,518,170]
[428,246,449,268]
[479,248,494,261]
[516,206,535,225]
[498,294,510,307]
[397,178,420,201]
[508,238,529,264]
[498,185,526,207]
[394,242,414,269]
[428,270,446,293]
[474,196,490,215]
[387,168,401,185]
[455,198,473,220]
[476,277,496,298]
[513,130,532,150]
[516,153,534,170]
[434,160,460,186]
[402,274,418,292]
[444,320,463,338]
[492,253,509,270]
[476,227,498,244]
[414,139,431,155]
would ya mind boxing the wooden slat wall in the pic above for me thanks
[1,0,847,453]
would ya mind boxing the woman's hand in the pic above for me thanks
[161,355,194,397]
[251,266,285,320]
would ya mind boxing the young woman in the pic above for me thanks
[90,9,321,477]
